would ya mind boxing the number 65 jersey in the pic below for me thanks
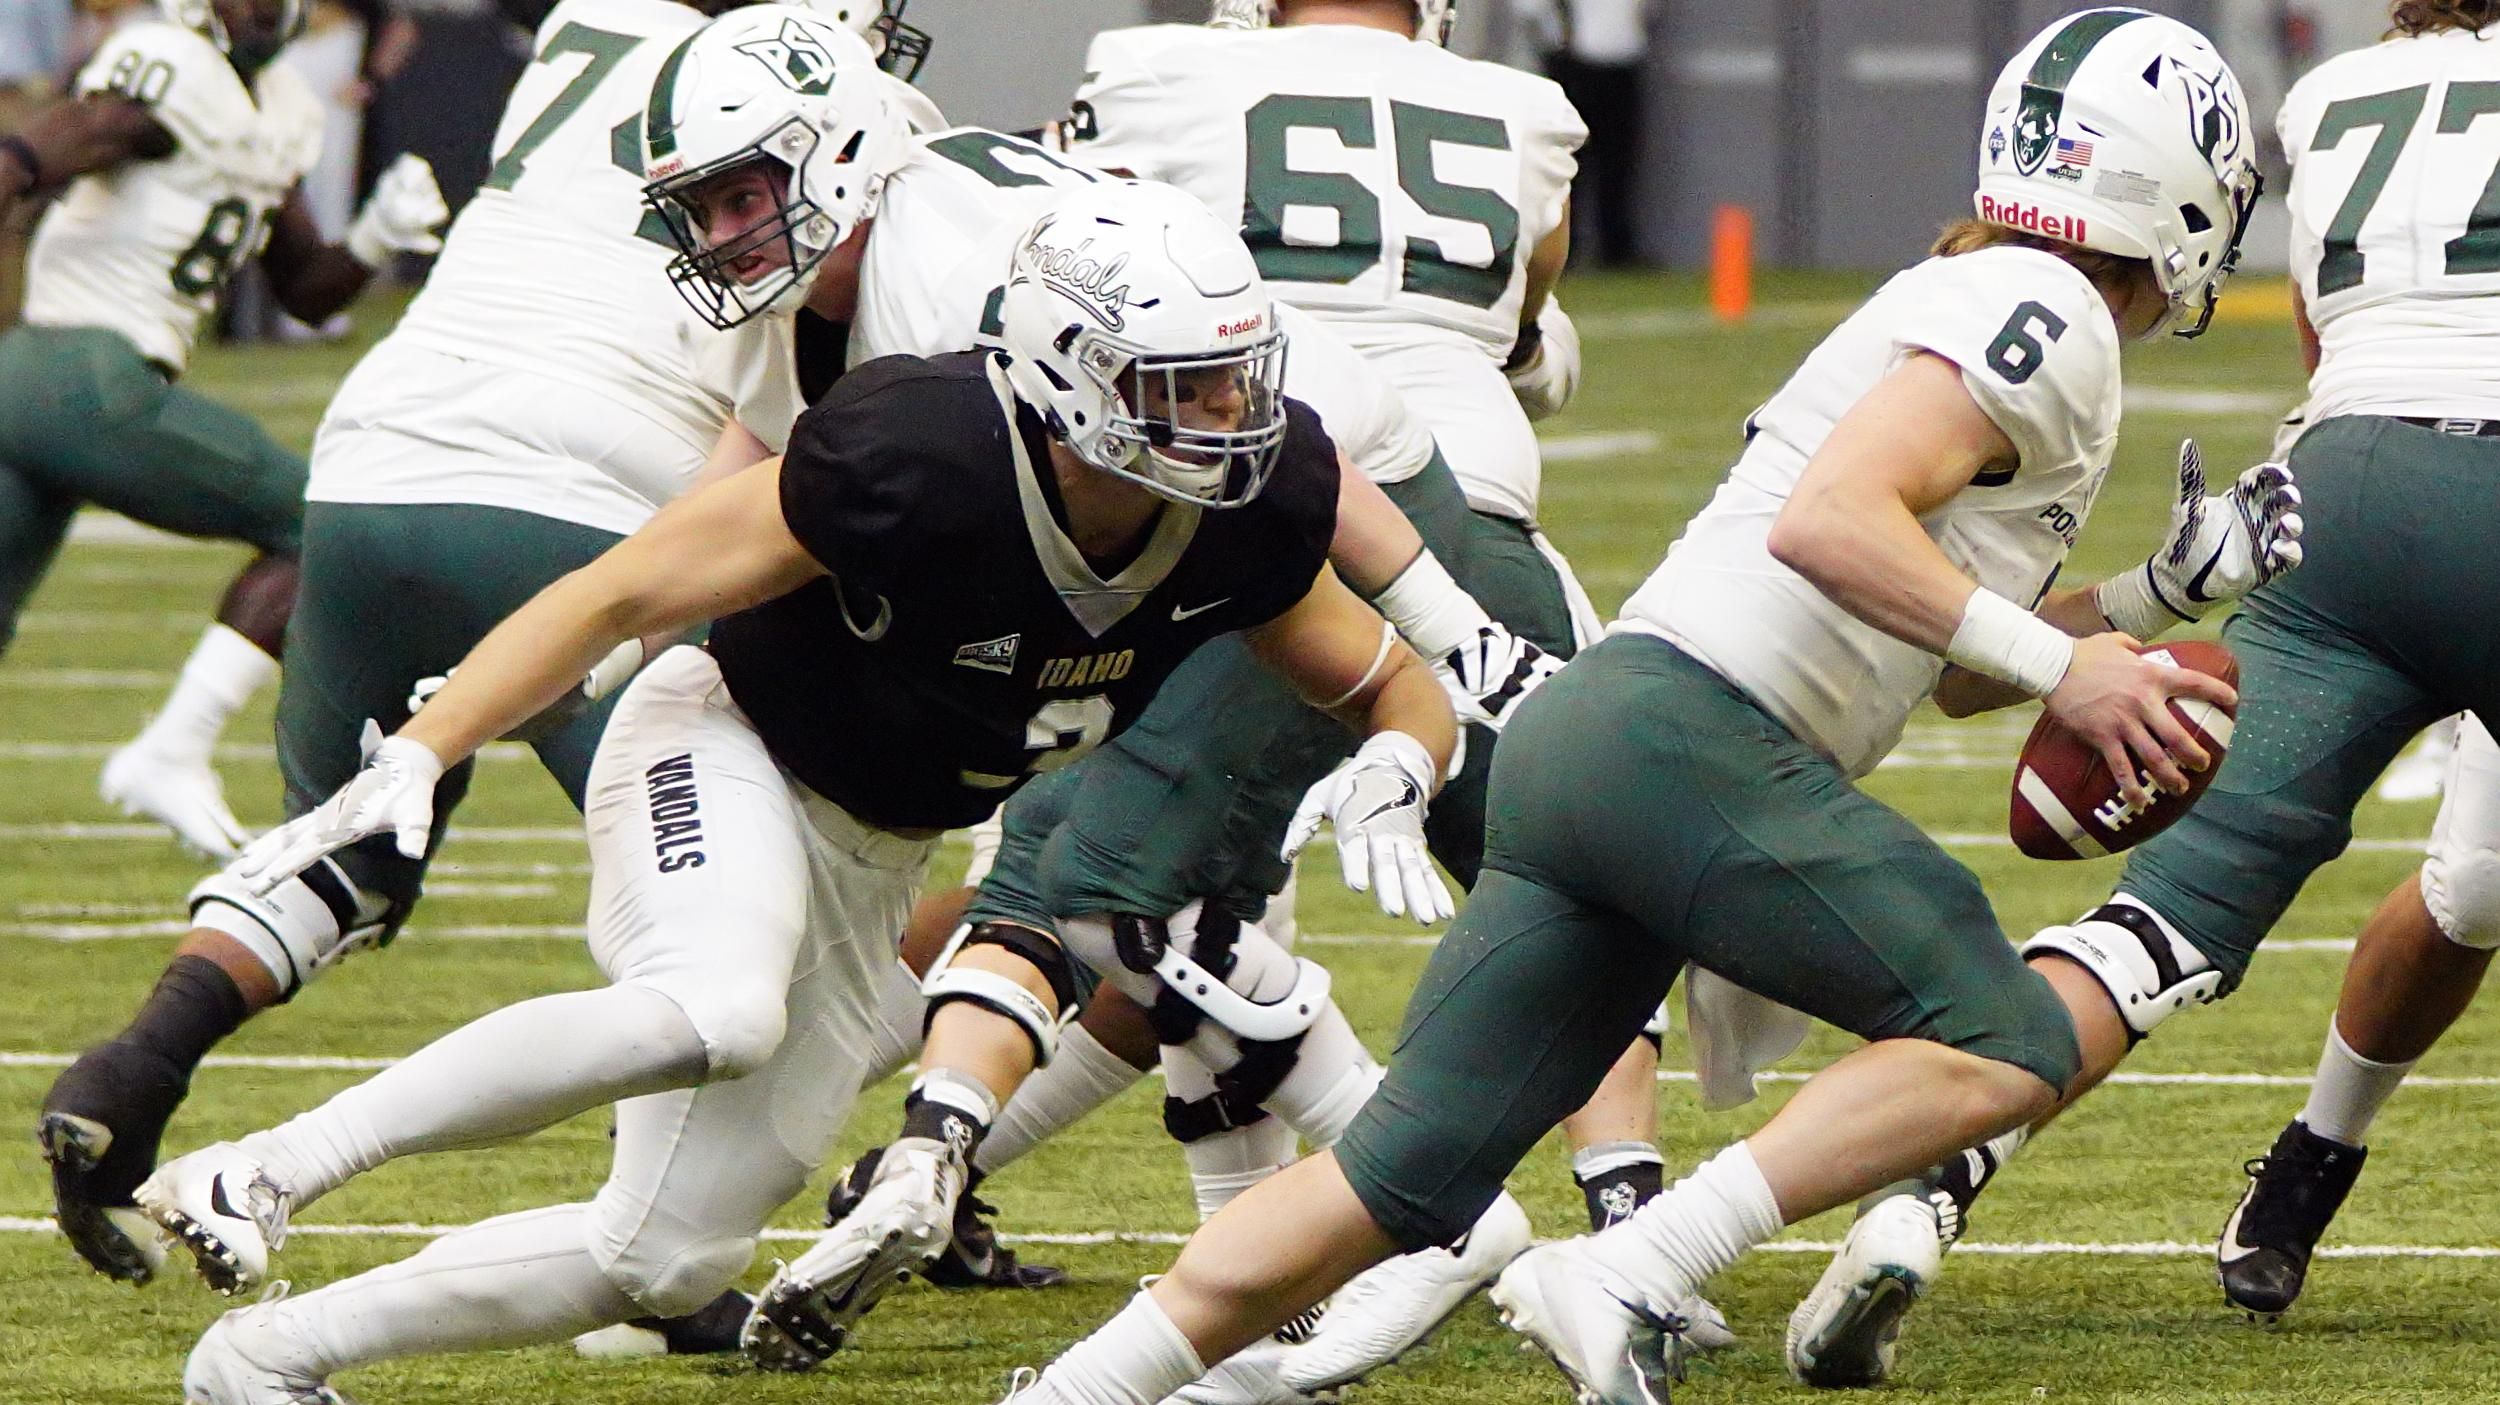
[1063,23,1582,521]
[1618,246,2120,779]
[23,20,322,372]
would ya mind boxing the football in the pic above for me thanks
[2008,639,2239,860]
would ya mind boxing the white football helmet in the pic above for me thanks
[998,182,1290,509]
[640,5,903,329]
[162,0,307,62]
[1975,7,2262,338]
[803,0,930,81]
[1209,0,1455,45]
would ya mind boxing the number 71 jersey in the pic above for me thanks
[23,21,322,372]
[1064,24,1582,369]
[2278,28,2500,421]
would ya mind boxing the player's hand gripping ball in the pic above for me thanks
[2010,639,2238,859]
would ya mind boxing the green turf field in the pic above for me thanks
[8,270,2494,1404]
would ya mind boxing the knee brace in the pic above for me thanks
[922,921,1076,1066]
[593,1227,757,1318]
[189,857,398,1000]
[2422,842,2500,949]
[2020,896,2222,1039]
[1097,905,1332,1047]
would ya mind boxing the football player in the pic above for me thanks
[999,13,2294,1404]
[1057,0,1693,1302]
[0,0,444,858]
[140,167,1460,1405]
[30,0,926,1311]
[1886,0,2500,1331]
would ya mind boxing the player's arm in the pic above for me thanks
[259,154,447,321]
[0,93,173,222]
[1767,351,2231,805]
[2293,286,2321,375]
[1251,564,1461,924]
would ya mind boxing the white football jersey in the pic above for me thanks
[706,128,1434,486]
[23,22,323,370]
[1063,23,1583,519]
[2280,28,2500,422]
[310,0,730,531]
[1617,248,2121,779]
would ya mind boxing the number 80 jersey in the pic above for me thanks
[24,21,322,372]
[1064,24,1582,372]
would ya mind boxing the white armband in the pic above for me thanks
[1370,552,1491,660]
[1945,589,2075,697]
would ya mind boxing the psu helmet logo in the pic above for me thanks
[735,18,840,96]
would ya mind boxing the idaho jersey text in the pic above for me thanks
[707,352,1339,832]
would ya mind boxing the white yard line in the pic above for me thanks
[1537,430,1663,462]
[0,1213,2487,1259]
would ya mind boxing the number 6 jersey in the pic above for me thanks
[1617,246,2120,779]
[23,20,322,372]
[1062,23,1582,521]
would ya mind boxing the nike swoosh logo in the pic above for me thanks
[2184,542,2230,604]
[1171,598,1230,622]
[832,577,894,642]
[1353,780,1420,826]
[2216,1198,2259,1263]
[209,1176,244,1224]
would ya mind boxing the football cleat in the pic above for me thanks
[743,1134,964,1370]
[1490,1238,1687,1405]
[1280,1190,1531,1393]
[1167,1336,1323,1404]
[183,1291,350,1404]
[101,741,249,860]
[137,1142,293,1295]
[825,1146,1068,1290]
[1784,1192,1942,1388]
[2218,1119,2367,1319]
[37,1039,193,1283]
[571,1287,754,1359]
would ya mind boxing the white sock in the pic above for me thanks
[1033,1288,1206,1405]
[242,984,707,1206]
[1573,1140,1667,1181]
[1183,1116,1297,1220]
[975,1021,1145,1176]
[268,1204,637,1375]
[1589,1142,1785,1307]
[134,624,276,761]
[2299,1017,2415,1148]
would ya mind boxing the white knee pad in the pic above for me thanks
[659,976,788,1080]
[189,857,394,998]
[590,1225,758,1318]
[2421,714,2500,949]
[2020,895,2221,1037]
[922,921,1075,1066]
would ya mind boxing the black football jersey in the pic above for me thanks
[709,350,1340,833]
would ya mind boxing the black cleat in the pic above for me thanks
[637,1288,754,1354]
[2218,1119,2367,1319]
[825,1147,1068,1291]
[37,1042,192,1284]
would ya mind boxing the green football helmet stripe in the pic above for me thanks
[2026,7,2148,93]
[645,30,700,163]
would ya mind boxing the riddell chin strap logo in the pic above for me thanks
[1978,195,2087,244]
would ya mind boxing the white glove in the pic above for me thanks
[234,721,443,892]
[2093,438,2304,639]
[346,154,448,266]
[1281,731,1453,925]
[406,640,646,724]
[1434,623,1564,732]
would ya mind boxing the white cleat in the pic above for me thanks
[136,1142,291,1296]
[1279,1189,1532,1393]
[1167,1337,1324,1404]
[742,1134,962,1370]
[1785,1192,1943,1388]
[183,1296,351,1404]
[1490,1238,1685,1405]
[100,741,249,860]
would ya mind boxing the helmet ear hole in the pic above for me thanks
[2180,203,2213,234]
[1038,363,1074,393]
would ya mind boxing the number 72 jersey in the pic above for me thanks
[23,21,322,372]
[2279,28,2500,420]
[1063,23,1582,369]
